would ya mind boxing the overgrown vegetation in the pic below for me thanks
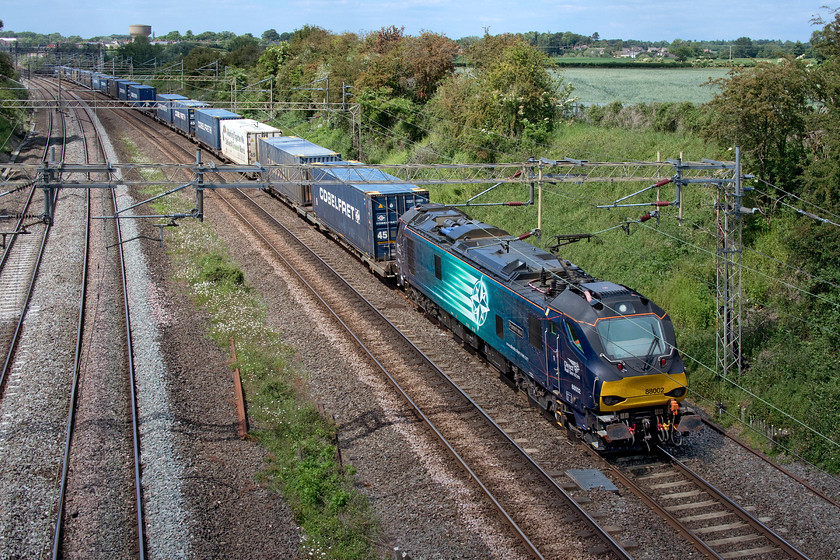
[0,23,27,158]
[124,138,380,559]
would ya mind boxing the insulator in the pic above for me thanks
[506,201,524,206]
[653,200,671,207]
[639,213,652,222]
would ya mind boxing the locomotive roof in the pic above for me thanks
[404,204,593,285]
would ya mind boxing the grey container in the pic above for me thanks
[128,84,156,107]
[172,100,210,135]
[156,94,188,123]
[109,78,129,99]
[311,163,429,267]
[258,136,341,206]
[79,70,92,89]
[195,108,242,150]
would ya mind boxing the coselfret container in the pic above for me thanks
[257,136,341,206]
[311,162,429,263]
[155,94,188,123]
[97,75,114,94]
[118,81,140,101]
[128,84,156,107]
[195,108,242,150]
[172,100,210,135]
[220,119,281,165]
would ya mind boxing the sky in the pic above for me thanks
[1,0,831,42]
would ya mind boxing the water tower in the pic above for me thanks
[128,24,152,40]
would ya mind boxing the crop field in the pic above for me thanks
[555,67,732,105]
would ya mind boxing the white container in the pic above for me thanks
[220,119,281,165]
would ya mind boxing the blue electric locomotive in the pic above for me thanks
[396,204,701,451]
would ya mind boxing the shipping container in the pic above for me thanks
[155,94,188,124]
[194,108,242,150]
[128,84,157,107]
[311,162,429,267]
[220,119,281,165]
[109,78,129,99]
[172,100,210,135]
[117,81,140,101]
[97,74,114,94]
[79,70,92,88]
[258,136,341,206]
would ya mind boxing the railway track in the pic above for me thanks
[45,81,148,559]
[0,78,62,398]
[209,184,632,559]
[601,446,811,560]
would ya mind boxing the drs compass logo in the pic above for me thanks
[469,278,489,328]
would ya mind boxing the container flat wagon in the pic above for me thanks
[155,94,189,124]
[172,100,210,136]
[128,84,157,108]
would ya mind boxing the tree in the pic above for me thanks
[732,36,756,58]
[357,28,457,103]
[430,33,574,160]
[183,46,222,73]
[225,34,261,67]
[262,29,280,43]
[703,58,811,188]
[670,39,697,62]
[116,36,162,66]
[257,43,291,77]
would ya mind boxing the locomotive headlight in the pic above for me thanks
[667,387,687,398]
[603,395,625,406]
[618,303,628,314]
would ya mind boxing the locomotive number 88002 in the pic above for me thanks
[395,204,702,451]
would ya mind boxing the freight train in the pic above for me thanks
[55,65,702,451]
[55,65,428,275]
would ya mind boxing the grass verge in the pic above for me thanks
[122,137,382,558]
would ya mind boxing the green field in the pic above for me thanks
[555,67,732,105]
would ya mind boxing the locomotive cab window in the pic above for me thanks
[496,315,504,339]
[564,319,584,355]
[434,254,442,280]
[596,315,664,360]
